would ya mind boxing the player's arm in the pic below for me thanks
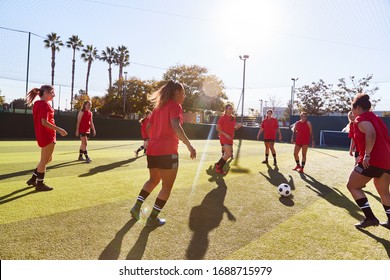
[171,118,196,159]
[277,128,282,141]
[90,112,96,136]
[216,124,231,140]
[41,118,67,137]
[308,121,315,146]
[75,111,82,137]
[257,127,263,140]
[291,123,296,143]
[357,120,376,168]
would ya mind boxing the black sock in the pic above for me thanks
[36,172,45,186]
[30,168,38,181]
[356,198,377,220]
[265,154,269,161]
[301,161,305,168]
[83,150,89,158]
[135,189,150,207]
[137,146,144,153]
[295,160,300,165]
[273,154,276,161]
[217,158,227,168]
[149,198,167,219]
[383,204,390,221]
[79,149,83,156]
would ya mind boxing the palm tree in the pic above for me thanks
[81,45,98,95]
[66,35,83,111]
[99,47,115,88]
[114,45,130,96]
[43,32,64,86]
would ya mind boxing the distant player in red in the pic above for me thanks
[257,109,282,165]
[347,93,390,229]
[76,100,96,163]
[215,104,242,174]
[26,85,68,191]
[344,111,359,165]
[129,81,196,227]
[134,111,151,157]
[291,112,314,173]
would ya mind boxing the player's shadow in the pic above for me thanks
[357,229,390,259]
[0,186,37,205]
[299,173,362,220]
[99,219,137,260]
[230,139,250,174]
[186,178,236,260]
[79,158,137,177]
[126,226,157,260]
[206,164,229,182]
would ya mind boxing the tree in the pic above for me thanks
[81,45,98,95]
[295,79,333,115]
[66,35,84,111]
[11,98,26,109]
[114,45,130,96]
[99,47,116,89]
[43,32,64,86]
[162,65,228,112]
[331,75,380,113]
[0,90,5,105]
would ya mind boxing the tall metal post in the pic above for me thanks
[290,77,299,115]
[239,55,249,124]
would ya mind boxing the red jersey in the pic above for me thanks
[261,118,279,140]
[218,114,236,145]
[354,111,390,169]
[79,110,92,133]
[33,100,56,148]
[147,100,182,156]
[295,120,310,145]
[348,122,356,141]
[140,116,150,139]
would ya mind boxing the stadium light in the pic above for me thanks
[291,77,299,115]
[239,55,249,124]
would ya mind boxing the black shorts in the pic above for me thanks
[80,133,90,138]
[263,139,275,143]
[354,163,390,178]
[147,154,179,169]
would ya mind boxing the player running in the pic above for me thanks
[215,104,242,175]
[257,109,282,165]
[346,93,390,229]
[129,80,196,227]
[26,85,68,191]
[76,100,96,163]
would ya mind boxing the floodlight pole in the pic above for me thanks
[239,55,249,124]
[123,71,128,116]
[290,77,299,115]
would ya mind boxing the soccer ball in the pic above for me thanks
[278,183,291,197]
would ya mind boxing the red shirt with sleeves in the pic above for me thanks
[79,110,92,133]
[348,122,355,140]
[33,100,56,147]
[261,118,279,140]
[354,111,390,169]
[295,120,310,146]
[147,100,182,156]
[140,116,150,139]
[218,114,236,145]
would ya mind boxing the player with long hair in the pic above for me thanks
[215,104,242,174]
[76,100,96,163]
[291,112,315,173]
[129,80,196,227]
[257,109,282,165]
[26,85,68,191]
[347,93,390,229]
[134,111,151,157]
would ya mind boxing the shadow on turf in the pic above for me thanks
[186,177,236,260]
[299,172,363,221]
[126,226,157,260]
[79,157,138,177]
[357,229,390,258]
[0,186,37,205]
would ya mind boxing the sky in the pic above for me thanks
[1,0,390,114]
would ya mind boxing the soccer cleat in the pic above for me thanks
[261,160,268,164]
[293,165,301,171]
[35,183,53,192]
[134,150,139,158]
[85,157,92,163]
[130,205,141,221]
[380,220,390,229]
[78,155,84,161]
[146,217,166,227]
[273,160,277,166]
[354,218,379,229]
[215,163,227,175]
[26,178,37,187]
[298,167,304,173]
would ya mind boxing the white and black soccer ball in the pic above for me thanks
[278,183,291,197]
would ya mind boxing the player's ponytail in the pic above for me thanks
[149,80,184,108]
[26,85,54,107]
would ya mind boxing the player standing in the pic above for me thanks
[134,111,151,157]
[346,93,390,229]
[76,100,96,163]
[26,85,68,191]
[129,81,196,227]
[257,109,282,165]
[291,112,315,173]
[215,104,242,174]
